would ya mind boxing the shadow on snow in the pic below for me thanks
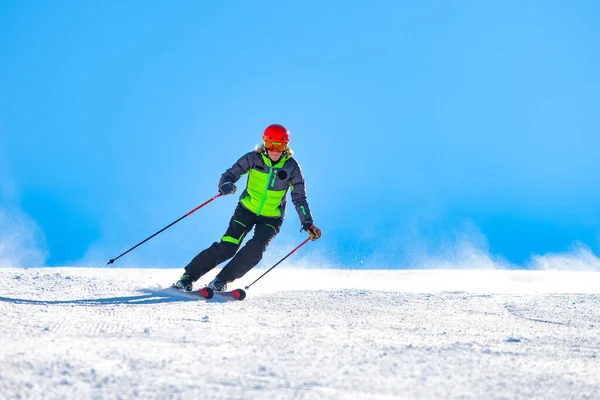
[0,288,231,305]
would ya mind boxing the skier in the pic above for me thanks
[172,124,321,292]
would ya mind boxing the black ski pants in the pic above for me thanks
[184,203,283,283]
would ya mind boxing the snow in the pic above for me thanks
[1,267,599,399]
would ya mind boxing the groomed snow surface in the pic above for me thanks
[1,268,599,400]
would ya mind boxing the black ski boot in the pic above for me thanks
[207,276,228,292]
[172,273,194,291]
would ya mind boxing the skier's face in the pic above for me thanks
[267,148,283,161]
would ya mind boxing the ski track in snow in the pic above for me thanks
[0,268,599,400]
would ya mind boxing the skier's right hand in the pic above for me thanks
[219,182,237,196]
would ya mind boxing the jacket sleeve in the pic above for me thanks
[288,160,314,226]
[219,152,254,187]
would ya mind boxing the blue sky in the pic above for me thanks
[1,1,599,269]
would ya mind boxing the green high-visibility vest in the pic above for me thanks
[241,153,290,217]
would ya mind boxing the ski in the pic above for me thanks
[211,288,247,301]
[169,287,247,301]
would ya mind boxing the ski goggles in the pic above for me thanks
[264,141,287,152]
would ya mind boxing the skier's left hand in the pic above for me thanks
[303,223,322,241]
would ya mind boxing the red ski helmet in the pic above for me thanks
[263,124,289,152]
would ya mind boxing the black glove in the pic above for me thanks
[302,223,322,241]
[219,182,237,195]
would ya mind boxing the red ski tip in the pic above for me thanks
[232,289,247,301]
[199,288,214,299]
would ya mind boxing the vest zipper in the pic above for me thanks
[256,166,273,216]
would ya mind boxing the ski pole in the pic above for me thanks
[107,193,222,265]
[244,237,311,290]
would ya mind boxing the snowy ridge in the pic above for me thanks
[1,268,599,399]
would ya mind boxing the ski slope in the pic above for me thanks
[1,268,599,399]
